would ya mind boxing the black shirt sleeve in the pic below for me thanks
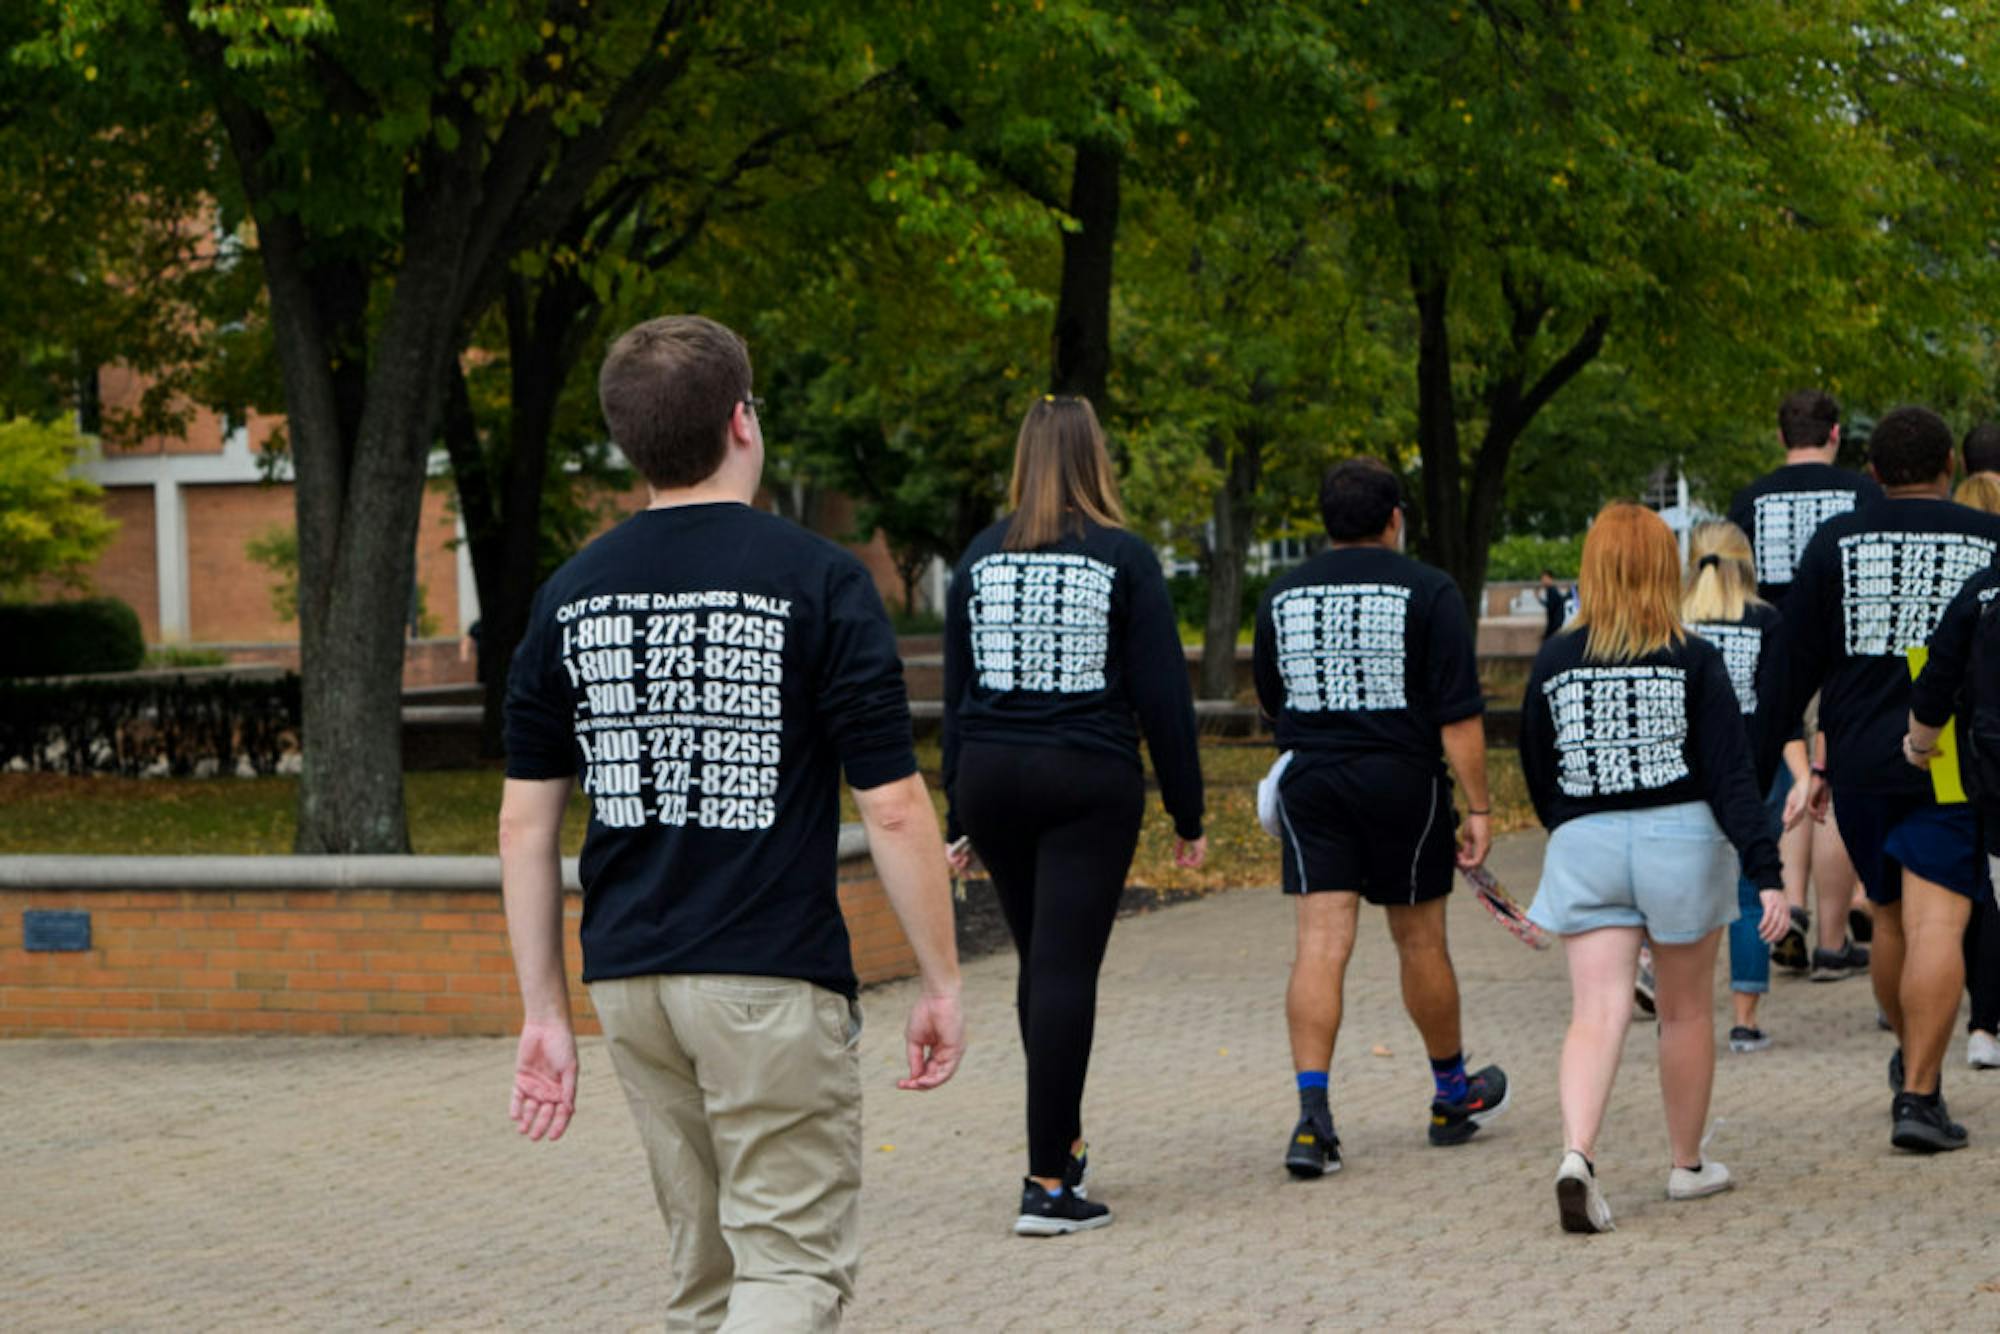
[1767,526,1838,743]
[815,559,918,791]
[1121,541,1205,840]
[1426,583,1484,725]
[1691,645,1782,888]
[1911,572,1989,728]
[1518,646,1558,828]
[940,556,974,841]
[1252,587,1282,722]
[503,585,579,781]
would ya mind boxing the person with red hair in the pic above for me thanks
[1520,503,1788,1233]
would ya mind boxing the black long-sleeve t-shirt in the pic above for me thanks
[1688,600,1785,780]
[504,502,917,998]
[1727,462,1883,605]
[1767,497,2000,801]
[1910,565,2000,728]
[1251,546,1484,773]
[1519,630,1782,888]
[941,518,1204,842]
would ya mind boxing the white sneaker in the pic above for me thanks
[1555,1151,1615,1233]
[1969,1031,2000,1069]
[1666,1160,1734,1200]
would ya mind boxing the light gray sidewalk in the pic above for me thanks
[6,832,2000,1330]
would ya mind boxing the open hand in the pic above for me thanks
[510,1018,578,1142]
[1174,836,1207,870]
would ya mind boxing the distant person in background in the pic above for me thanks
[1962,423,2000,480]
[1521,503,1787,1233]
[1729,389,1882,973]
[1682,521,1796,1053]
[942,393,1205,1237]
[1540,569,1567,640]
[1253,458,1505,1182]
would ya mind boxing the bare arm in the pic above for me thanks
[1441,715,1491,869]
[499,777,577,1141]
[853,771,966,1090]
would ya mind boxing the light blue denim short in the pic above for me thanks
[1528,801,1740,943]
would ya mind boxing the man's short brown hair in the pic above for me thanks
[598,316,752,488]
[1777,388,1839,448]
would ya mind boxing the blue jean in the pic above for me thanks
[1728,767,1790,995]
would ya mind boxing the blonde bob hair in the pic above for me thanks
[1004,394,1125,550]
[1955,472,2000,516]
[1682,520,1765,625]
[1571,502,1687,662]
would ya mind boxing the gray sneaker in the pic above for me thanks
[1810,940,1869,981]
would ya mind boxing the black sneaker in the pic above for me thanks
[1849,904,1874,944]
[1771,908,1811,972]
[1063,1144,1090,1200]
[1888,1048,1904,1095]
[1284,1113,1341,1178]
[1890,1093,1969,1154]
[1728,1025,1772,1053]
[1810,940,1869,981]
[1430,1064,1510,1146]
[1014,1178,1112,1236]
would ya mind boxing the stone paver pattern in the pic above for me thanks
[6,833,2000,1330]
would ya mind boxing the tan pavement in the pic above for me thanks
[6,831,2000,1330]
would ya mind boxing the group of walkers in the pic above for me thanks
[498,315,2000,1327]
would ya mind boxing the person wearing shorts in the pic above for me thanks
[1772,405,2000,1152]
[1252,459,1502,1180]
[1521,504,1787,1234]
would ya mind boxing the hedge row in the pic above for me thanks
[0,599,145,677]
[0,674,301,776]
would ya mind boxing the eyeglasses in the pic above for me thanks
[742,393,764,415]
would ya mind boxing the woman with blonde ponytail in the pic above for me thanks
[1683,521,1798,1053]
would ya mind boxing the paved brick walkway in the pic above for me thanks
[7,832,2000,1330]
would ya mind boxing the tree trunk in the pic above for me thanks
[1051,140,1120,406]
[1410,271,1476,617]
[1199,428,1263,700]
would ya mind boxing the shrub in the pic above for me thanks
[0,598,145,677]
[1486,533,1585,582]
[0,673,301,776]
[1167,570,1276,635]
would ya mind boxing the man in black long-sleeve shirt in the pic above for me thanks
[499,315,966,1324]
[1771,405,2000,1154]
[1252,460,1504,1178]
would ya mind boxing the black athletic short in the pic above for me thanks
[1832,789,1991,906]
[1274,752,1458,906]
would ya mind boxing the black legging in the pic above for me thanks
[957,740,1145,1179]
[1965,896,2000,1034]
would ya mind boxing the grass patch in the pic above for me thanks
[0,741,1539,886]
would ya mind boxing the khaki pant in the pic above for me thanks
[590,974,863,1332]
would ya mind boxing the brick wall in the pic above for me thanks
[0,855,914,1039]
[93,487,160,641]
[185,483,296,643]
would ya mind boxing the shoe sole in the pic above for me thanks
[1284,1153,1341,1179]
[1555,1176,1611,1233]
[1809,963,1865,982]
[1015,1212,1114,1236]
[1729,1038,1772,1053]
[1890,1121,1969,1154]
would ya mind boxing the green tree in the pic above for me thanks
[1322,3,2000,611]
[33,1,737,851]
[0,417,116,595]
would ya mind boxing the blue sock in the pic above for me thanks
[1045,1184,1064,1198]
[1295,1071,1329,1093]
[1431,1052,1469,1103]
